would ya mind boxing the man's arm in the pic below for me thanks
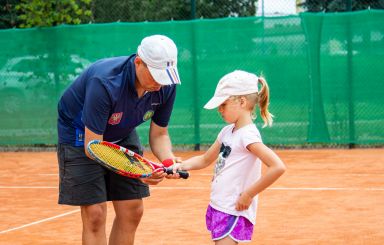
[84,126,103,159]
[149,120,175,162]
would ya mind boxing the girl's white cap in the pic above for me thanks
[204,70,259,109]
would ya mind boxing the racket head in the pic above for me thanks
[87,140,155,178]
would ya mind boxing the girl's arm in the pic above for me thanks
[236,142,286,211]
[178,140,221,171]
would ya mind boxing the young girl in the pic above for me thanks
[174,70,286,244]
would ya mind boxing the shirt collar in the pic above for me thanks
[126,54,138,97]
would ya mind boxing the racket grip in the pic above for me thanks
[177,170,189,179]
[164,167,189,179]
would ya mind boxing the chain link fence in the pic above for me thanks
[0,0,383,147]
[90,0,384,23]
[1,0,384,29]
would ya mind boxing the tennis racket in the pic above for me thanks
[87,140,189,179]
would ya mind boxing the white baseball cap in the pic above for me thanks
[204,70,259,109]
[137,35,181,86]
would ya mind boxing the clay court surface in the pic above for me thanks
[0,148,383,244]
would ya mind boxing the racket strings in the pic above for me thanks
[91,144,152,174]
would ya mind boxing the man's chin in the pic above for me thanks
[147,87,161,92]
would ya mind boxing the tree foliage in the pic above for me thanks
[1,0,383,29]
[91,0,257,22]
[15,0,92,28]
[91,0,187,22]
[197,0,256,18]
[0,0,19,28]
[299,0,384,12]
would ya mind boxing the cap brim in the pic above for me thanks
[203,96,229,109]
[148,65,181,86]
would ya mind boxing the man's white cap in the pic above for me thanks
[137,35,181,86]
[204,70,259,109]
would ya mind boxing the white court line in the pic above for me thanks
[150,187,384,191]
[0,186,56,189]
[5,173,384,177]
[0,186,383,234]
[0,209,79,234]
[1,186,384,191]
[270,187,384,191]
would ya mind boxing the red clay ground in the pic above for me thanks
[0,149,383,244]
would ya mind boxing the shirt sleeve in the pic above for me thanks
[241,126,262,149]
[216,125,232,144]
[82,77,112,135]
[151,86,176,127]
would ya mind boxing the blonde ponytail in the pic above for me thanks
[258,77,273,127]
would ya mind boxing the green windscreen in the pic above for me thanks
[0,10,383,146]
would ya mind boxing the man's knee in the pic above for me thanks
[81,204,107,231]
[114,200,144,226]
[130,203,144,223]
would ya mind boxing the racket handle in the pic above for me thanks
[164,167,189,179]
[177,170,189,179]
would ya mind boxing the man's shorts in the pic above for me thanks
[206,205,254,242]
[57,130,150,206]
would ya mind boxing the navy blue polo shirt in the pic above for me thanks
[57,54,176,146]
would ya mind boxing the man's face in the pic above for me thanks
[134,56,162,92]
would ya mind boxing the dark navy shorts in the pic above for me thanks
[57,130,150,206]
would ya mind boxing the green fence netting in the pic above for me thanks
[0,10,383,146]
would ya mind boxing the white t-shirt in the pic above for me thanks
[210,123,262,225]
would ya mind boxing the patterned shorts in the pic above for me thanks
[206,205,254,242]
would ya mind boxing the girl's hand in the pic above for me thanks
[235,192,253,211]
[165,157,183,179]
[170,162,182,172]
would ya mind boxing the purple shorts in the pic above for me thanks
[206,205,254,242]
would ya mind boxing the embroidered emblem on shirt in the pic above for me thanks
[143,110,154,121]
[108,112,123,125]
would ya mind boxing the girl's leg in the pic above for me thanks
[215,236,238,245]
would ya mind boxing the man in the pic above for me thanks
[57,35,181,245]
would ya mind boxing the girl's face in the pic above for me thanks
[217,97,243,124]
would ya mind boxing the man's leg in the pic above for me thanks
[81,202,108,245]
[107,130,148,245]
[109,199,144,245]
[58,143,109,245]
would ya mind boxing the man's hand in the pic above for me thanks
[140,170,166,185]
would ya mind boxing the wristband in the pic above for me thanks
[162,158,175,167]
